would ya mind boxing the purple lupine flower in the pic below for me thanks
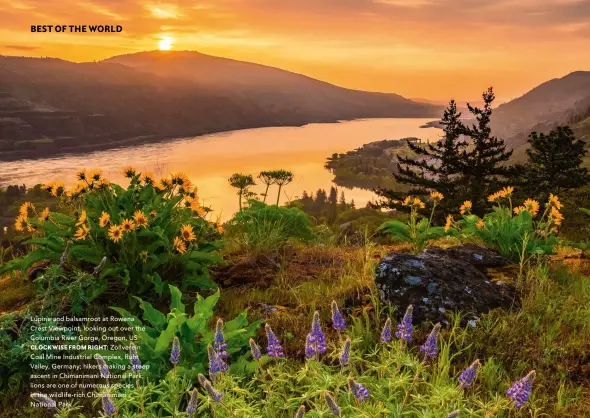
[170,336,181,365]
[305,333,316,360]
[207,344,228,376]
[331,300,346,330]
[30,393,56,409]
[446,411,460,418]
[294,405,306,418]
[380,318,392,343]
[101,394,117,417]
[506,370,536,409]
[420,323,441,358]
[186,388,198,417]
[339,337,351,366]
[214,318,229,359]
[324,392,341,417]
[395,305,414,342]
[249,338,262,361]
[459,359,480,389]
[310,311,327,354]
[204,380,224,402]
[129,342,142,373]
[198,373,208,387]
[265,324,284,358]
[348,378,370,402]
[95,354,109,379]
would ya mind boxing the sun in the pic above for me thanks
[158,37,173,51]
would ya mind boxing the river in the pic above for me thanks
[0,118,441,219]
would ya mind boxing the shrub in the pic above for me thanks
[1,169,224,296]
[226,200,315,256]
[453,187,561,259]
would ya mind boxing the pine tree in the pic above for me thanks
[460,87,513,214]
[375,99,467,212]
[521,126,589,199]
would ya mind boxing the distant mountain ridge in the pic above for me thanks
[0,51,439,161]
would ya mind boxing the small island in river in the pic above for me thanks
[325,137,429,191]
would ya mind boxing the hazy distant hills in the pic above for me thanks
[0,51,438,161]
[490,71,590,148]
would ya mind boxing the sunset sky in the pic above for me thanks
[1,0,589,101]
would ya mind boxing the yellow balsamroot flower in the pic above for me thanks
[51,182,64,197]
[74,224,90,240]
[122,166,137,178]
[76,210,87,227]
[173,236,187,254]
[402,196,412,206]
[150,210,157,218]
[214,214,224,234]
[513,206,524,215]
[108,225,123,243]
[412,197,425,209]
[459,201,472,214]
[522,199,540,216]
[548,193,562,210]
[39,207,50,222]
[139,251,149,262]
[171,172,190,187]
[487,191,502,202]
[502,186,514,196]
[121,218,136,233]
[42,182,55,193]
[14,214,28,232]
[550,207,564,226]
[444,215,453,232]
[141,171,155,185]
[99,212,110,227]
[19,201,34,216]
[430,191,444,202]
[476,219,485,230]
[76,168,87,181]
[180,224,196,241]
[133,211,148,228]
[89,168,103,181]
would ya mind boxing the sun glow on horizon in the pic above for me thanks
[158,37,173,51]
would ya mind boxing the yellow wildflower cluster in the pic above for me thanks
[74,210,90,240]
[14,202,50,233]
[487,186,514,203]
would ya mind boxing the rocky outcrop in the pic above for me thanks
[375,244,518,325]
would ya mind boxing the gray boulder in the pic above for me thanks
[375,244,518,325]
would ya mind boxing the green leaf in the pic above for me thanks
[169,285,185,314]
[153,313,186,356]
[133,297,167,330]
[194,289,220,319]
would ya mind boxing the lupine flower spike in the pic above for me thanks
[186,388,199,417]
[324,392,342,417]
[265,324,285,358]
[339,337,351,366]
[204,380,224,402]
[249,338,262,361]
[380,317,392,343]
[208,344,229,378]
[506,370,536,409]
[305,333,316,360]
[447,411,460,418]
[331,300,346,331]
[214,318,229,359]
[294,405,306,418]
[420,322,441,359]
[30,393,56,409]
[170,336,181,365]
[101,393,117,417]
[95,354,110,379]
[395,305,414,342]
[129,342,142,373]
[310,311,327,355]
[459,359,480,389]
[198,373,208,387]
[349,378,370,402]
